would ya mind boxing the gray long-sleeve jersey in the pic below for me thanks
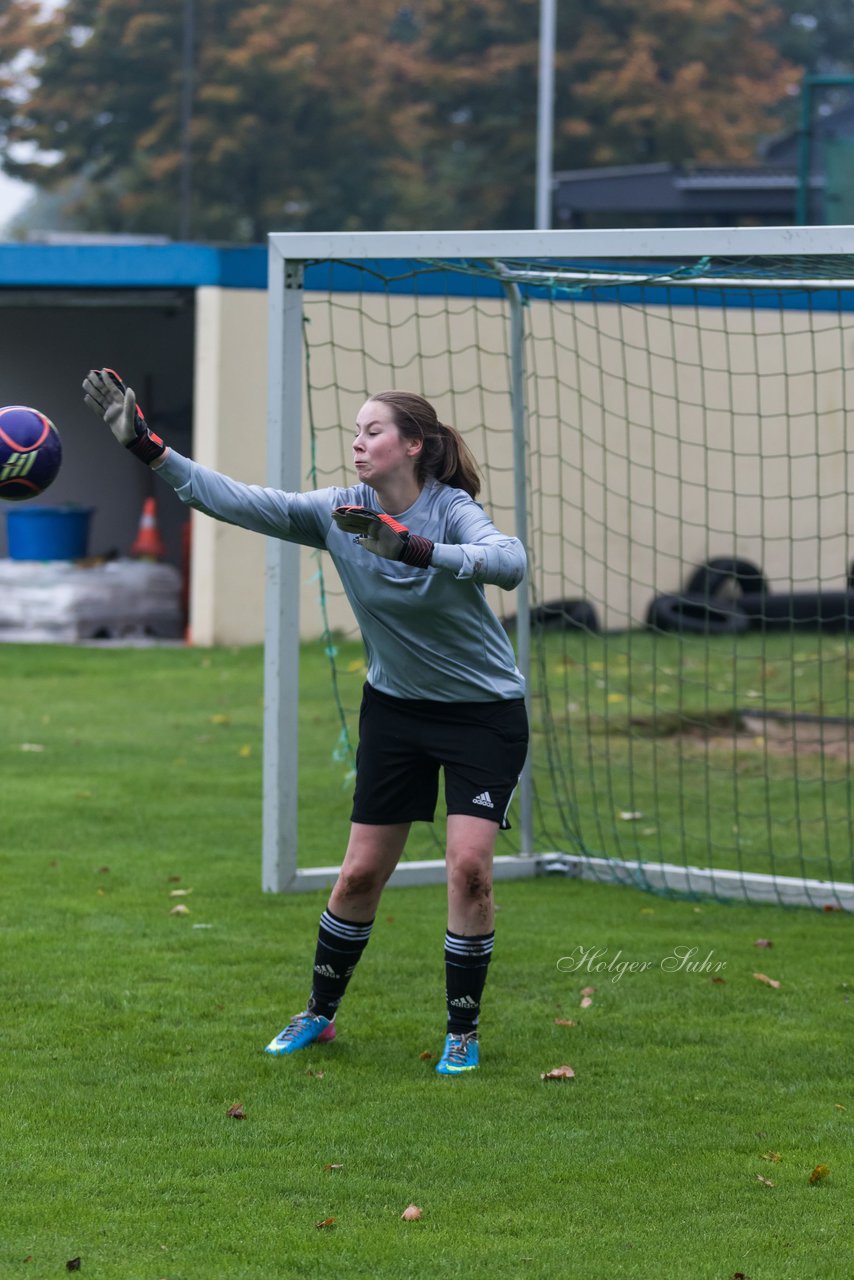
[157,450,526,702]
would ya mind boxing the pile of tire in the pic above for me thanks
[647,557,854,634]
[502,598,601,633]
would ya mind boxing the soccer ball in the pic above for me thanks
[0,406,63,501]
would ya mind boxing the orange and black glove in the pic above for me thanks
[332,505,433,569]
[82,368,166,465]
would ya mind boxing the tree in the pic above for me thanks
[555,0,799,168]
[769,1,854,77]
[0,0,799,239]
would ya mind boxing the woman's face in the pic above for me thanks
[352,399,420,488]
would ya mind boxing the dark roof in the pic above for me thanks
[554,163,805,221]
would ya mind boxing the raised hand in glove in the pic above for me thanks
[332,505,433,569]
[82,368,166,465]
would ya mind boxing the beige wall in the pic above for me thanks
[190,286,854,643]
[189,286,268,645]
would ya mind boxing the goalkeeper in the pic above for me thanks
[83,369,528,1077]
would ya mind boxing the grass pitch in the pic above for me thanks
[1,643,851,1279]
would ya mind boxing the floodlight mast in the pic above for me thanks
[536,0,557,230]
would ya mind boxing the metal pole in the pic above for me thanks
[535,0,557,230]
[179,0,195,240]
[796,76,813,226]
[503,279,534,856]
[263,251,305,892]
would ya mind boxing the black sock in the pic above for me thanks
[444,929,494,1035]
[307,908,374,1020]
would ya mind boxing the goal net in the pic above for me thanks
[264,229,854,910]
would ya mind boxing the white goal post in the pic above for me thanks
[264,226,854,908]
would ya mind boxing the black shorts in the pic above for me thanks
[351,683,529,829]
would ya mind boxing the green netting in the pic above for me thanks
[298,255,854,907]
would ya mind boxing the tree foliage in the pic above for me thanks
[771,0,854,77]
[557,0,798,167]
[0,0,798,239]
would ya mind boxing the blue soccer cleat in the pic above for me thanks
[264,1011,336,1056]
[435,1031,479,1075]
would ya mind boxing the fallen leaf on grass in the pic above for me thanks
[238,744,252,758]
[554,1018,577,1027]
[169,888,192,897]
[755,1174,775,1187]
[226,1103,246,1119]
[753,972,780,989]
[618,810,642,820]
[209,714,230,725]
[23,1256,32,1264]
[98,866,110,874]
[580,996,593,1009]
[167,875,182,883]
[834,1103,846,1111]
[711,976,726,984]
[580,986,596,996]
[66,1261,81,1273]
[323,1163,344,1172]
[306,1069,325,1079]
[419,1051,433,1061]
[20,743,45,752]
[401,1204,422,1221]
[753,939,773,948]
[315,1217,336,1229]
[730,1272,751,1279]
[809,1164,830,1184]
[541,1065,576,1081]
[760,1152,782,1163]
[169,904,191,916]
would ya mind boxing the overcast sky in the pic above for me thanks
[0,0,63,234]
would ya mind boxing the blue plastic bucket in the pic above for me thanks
[6,505,94,561]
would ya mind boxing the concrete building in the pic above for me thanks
[0,243,268,644]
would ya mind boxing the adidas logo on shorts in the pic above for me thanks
[472,790,494,809]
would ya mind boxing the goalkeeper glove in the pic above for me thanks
[332,505,433,569]
[82,368,166,465]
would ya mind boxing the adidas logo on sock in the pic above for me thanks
[313,963,339,978]
[450,995,479,1008]
[472,790,494,808]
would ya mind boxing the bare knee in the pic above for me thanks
[448,855,493,903]
[333,823,409,909]
[335,863,387,904]
[332,855,396,906]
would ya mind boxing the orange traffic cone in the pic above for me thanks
[131,496,167,560]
